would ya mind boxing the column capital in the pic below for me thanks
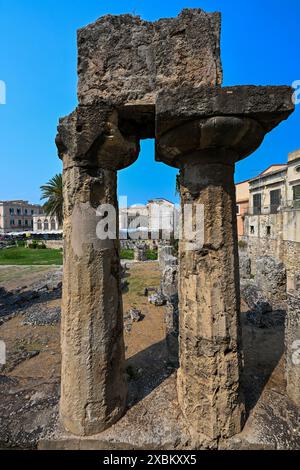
[56,101,140,171]
[156,85,294,168]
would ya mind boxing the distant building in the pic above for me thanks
[33,214,60,233]
[236,180,250,237]
[119,198,178,240]
[0,200,43,234]
[243,150,300,290]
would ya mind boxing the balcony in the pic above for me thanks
[245,200,300,215]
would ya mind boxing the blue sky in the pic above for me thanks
[0,0,299,205]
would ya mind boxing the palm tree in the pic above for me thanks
[40,173,63,227]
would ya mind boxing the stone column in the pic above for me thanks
[156,85,294,441]
[177,150,245,440]
[60,165,127,436]
[56,105,139,436]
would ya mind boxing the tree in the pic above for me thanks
[40,173,63,227]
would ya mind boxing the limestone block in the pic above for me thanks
[286,292,300,407]
[256,256,287,307]
[77,9,222,106]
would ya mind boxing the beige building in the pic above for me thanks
[0,200,43,234]
[236,180,250,237]
[119,198,177,240]
[33,214,60,233]
[244,150,300,290]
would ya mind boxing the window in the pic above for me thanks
[236,205,240,215]
[250,226,255,234]
[293,185,300,208]
[270,189,281,214]
[10,219,15,226]
[44,219,49,231]
[31,210,34,215]
[25,220,28,226]
[253,194,262,215]
[37,219,42,230]
[17,208,21,215]
[24,209,28,215]
[9,208,14,215]
[18,220,22,226]
[51,219,56,230]
[266,226,271,236]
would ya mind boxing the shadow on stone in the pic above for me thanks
[126,339,177,409]
[241,310,286,415]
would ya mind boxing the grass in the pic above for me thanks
[0,247,63,266]
[122,263,161,307]
[120,248,158,261]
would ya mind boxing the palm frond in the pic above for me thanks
[40,174,63,226]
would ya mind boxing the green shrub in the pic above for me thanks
[146,249,158,261]
[238,240,248,249]
[28,240,46,250]
[120,249,134,260]
[36,243,47,250]
[28,243,37,250]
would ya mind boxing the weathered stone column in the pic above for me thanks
[56,105,139,436]
[156,85,294,441]
[177,151,245,440]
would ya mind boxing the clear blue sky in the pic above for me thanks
[0,0,299,205]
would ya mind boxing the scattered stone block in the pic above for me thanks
[256,256,287,307]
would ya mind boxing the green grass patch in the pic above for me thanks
[0,247,63,266]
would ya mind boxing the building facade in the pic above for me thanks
[236,180,250,237]
[0,200,43,234]
[32,215,60,233]
[119,198,177,240]
[243,150,300,290]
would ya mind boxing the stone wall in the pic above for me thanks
[245,235,300,292]
[244,210,300,291]
[256,256,287,308]
[44,240,64,250]
[286,291,300,407]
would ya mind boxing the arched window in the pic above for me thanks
[44,219,49,231]
[51,219,56,231]
[37,219,42,231]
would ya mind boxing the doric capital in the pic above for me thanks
[156,85,294,168]
[56,101,140,171]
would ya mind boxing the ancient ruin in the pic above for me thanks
[55,8,295,445]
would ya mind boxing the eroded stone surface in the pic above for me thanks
[156,86,294,166]
[77,9,222,106]
[176,155,245,440]
[286,291,300,407]
[256,256,287,308]
[60,165,127,436]
[55,6,296,444]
